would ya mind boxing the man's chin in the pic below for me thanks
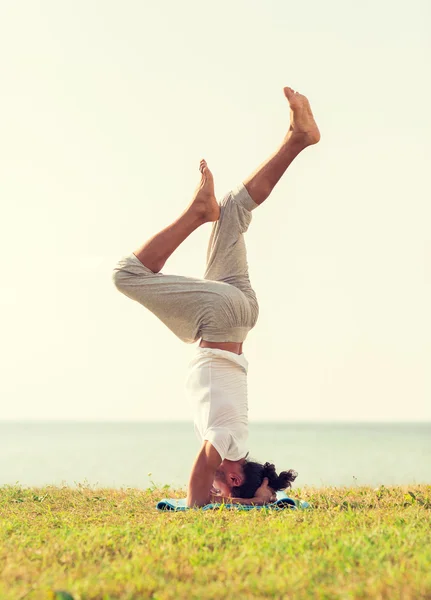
[210,486,221,495]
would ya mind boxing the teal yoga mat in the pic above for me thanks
[157,490,310,511]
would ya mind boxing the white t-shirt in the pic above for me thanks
[185,347,249,461]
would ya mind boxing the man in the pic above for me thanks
[113,86,320,506]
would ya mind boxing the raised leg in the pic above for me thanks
[203,183,257,289]
[113,161,251,345]
[134,160,220,272]
[113,163,222,344]
[243,87,320,205]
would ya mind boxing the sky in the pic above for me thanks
[0,0,430,422]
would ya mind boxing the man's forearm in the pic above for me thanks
[187,469,213,507]
[210,495,266,506]
[187,442,221,508]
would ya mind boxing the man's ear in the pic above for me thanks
[228,473,243,487]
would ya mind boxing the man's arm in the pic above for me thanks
[186,441,222,508]
[210,478,276,506]
[210,495,265,505]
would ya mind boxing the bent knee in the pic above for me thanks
[112,268,130,293]
[112,255,157,295]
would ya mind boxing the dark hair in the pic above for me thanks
[232,461,297,499]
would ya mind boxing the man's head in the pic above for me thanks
[211,458,247,497]
[212,458,297,499]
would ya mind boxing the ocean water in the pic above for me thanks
[0,421,430,490]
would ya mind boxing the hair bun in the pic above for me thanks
[262,462,277,478]
[261,463,298,491]
[277,469,298,489]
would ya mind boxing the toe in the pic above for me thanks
[284,86,295,100]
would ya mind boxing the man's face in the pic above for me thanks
[211,460,244,497]
[211,464,232,497]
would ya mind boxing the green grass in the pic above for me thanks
[1,484,430,600]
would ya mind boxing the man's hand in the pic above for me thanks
[254,477,276,504]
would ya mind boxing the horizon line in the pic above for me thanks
[0,419,430,425]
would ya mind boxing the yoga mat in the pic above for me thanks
[157,490,310,511]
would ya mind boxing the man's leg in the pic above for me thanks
[243,87,320,206]
[134,160,220,272]
[203,87,320,297]
[113,162,222,344]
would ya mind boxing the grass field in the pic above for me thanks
[1,484,430,600]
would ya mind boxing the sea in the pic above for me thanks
[0,421,430,490]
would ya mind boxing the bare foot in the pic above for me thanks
[283,87,321,146]
[190,159,220,222]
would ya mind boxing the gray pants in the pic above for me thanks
[112,183,259,343]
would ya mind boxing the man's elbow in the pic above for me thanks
[186,478,211,508]
[186,442,221,508]
[186,494,205,508]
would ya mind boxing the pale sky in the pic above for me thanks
[1,0,430,422]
